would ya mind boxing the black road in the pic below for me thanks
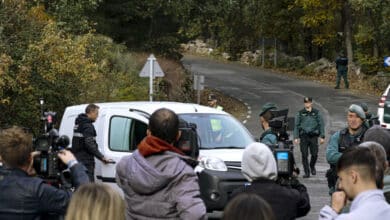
[182,54,379,219]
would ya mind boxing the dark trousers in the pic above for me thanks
[300,135,318,175]
[335,70,349,88]
[83,163,95,182]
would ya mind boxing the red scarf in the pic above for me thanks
[138,135,184,157]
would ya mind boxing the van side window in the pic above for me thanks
[109,116,147,152]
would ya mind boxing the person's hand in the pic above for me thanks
[294,139,299,144]
[320,138,325,144]
[102,157,115,164]
[26,151,41,176]
[331,191,347,213]
[57,150,76,165]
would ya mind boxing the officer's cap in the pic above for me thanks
[208,94,217,101]
[304,97,312,103]
[348,104,366,120]
[259,102,277,116]
[359,102,368,112]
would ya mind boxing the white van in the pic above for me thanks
[59,101,255,211]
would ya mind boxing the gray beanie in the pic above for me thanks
[348,104,366,120]
[241,142,278,182]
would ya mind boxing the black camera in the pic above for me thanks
[268,109,299,178]
[271,140,297,178]
[175,119,200,160]
[33,111,70,181]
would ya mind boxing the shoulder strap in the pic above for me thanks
[338,128,348,147]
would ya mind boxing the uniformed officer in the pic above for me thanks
[325,104,367,194]
[358,102,379,128]
[259,102,278,146]
[207,94,223,110]
[335,51,349,89]
[293,97,325,178]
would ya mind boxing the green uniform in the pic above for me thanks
[260,128,277,147]
[325,126,366,194]
[294,108,325,177]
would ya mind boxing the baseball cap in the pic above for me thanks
[304,97,312,103]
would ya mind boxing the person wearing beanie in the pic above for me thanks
[259,102,278,146]
[293,97,325,178]
[325,104,368,195]
[363,126,390,203]
[230,142,311,220]
[116,108,206,220]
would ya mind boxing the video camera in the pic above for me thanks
[33,110,70,182]
[175,119,200,160]
[268,108,299,178]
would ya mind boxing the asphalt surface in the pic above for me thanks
[182,54,379,220]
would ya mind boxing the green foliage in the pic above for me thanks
[92,0,195,59]
[0,0,150,133]
[354,52,382,75]
[39,0,102,34]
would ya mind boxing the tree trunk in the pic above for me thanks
[368,9,380,57]
[342,1,353,64]
[304,28,313,61]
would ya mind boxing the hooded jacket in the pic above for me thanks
[116,135,206,220]
[231,143,310,220]
[71,113,104,166]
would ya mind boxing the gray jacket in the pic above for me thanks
[116,150,206,220]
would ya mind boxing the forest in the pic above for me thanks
[1,0,389,132]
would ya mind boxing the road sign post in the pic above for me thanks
[193,74,204,104]
[139,54,165,101]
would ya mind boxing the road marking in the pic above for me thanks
[243,120,247,124]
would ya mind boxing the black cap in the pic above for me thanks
[208,94,217,101]
[304,97,312,103]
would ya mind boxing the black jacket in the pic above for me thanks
[0,163,89,220]
[231,178,311,220]
[71,113,104,166]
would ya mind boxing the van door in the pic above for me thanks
[95,109,148,188]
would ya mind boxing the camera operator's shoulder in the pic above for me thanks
[20,176,47,193]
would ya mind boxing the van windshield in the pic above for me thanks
[179,114,254,149]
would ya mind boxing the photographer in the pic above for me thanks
[231,142,310,220]
[259,102,278,146]
[0,126,90,219]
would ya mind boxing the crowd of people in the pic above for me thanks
[1,97,390,220]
